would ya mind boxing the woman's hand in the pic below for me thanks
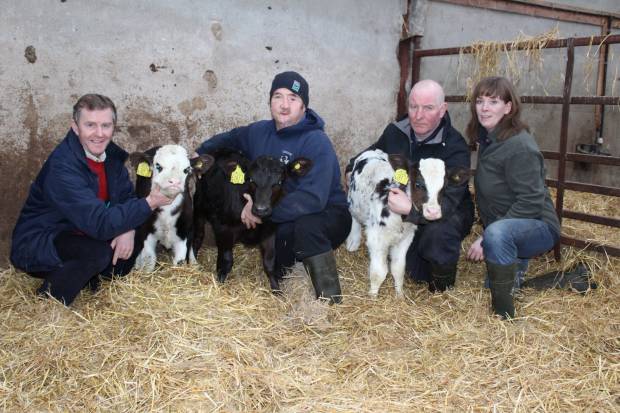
[466,236,484,262]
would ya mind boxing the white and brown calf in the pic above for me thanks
[130,145,213,272]
[346,149,463,298]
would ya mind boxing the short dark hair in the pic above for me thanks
[465,76,528,145]
[72,94,117,124]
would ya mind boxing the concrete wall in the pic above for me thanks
[1,0,618,267]
[0,0,406,265]
[413,0,620,191]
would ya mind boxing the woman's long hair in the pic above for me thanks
[465,76,529,145]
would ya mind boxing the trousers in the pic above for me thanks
[30,231,136,305]
[275,204,352,271]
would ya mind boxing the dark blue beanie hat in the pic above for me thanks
[269,71,309,107]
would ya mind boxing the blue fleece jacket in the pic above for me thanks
[196,109,347,223]
[11,129,153,273]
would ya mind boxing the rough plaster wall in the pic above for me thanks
[0,0,406,266]
[417,1,620,190]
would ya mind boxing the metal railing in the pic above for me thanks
[408,34,620,258]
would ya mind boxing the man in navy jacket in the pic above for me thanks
[11,94,172,305]
[196,71,351,303]
[346,80,474,292]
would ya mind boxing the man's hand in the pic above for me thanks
[241,193,263,229]
[110,229,135,265]
[466,236,484,262]
[387,188,412,215]
[146,184,174,209]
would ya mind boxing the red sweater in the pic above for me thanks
[86,159,109,201]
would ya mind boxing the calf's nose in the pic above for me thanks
[167,177,181,187]
[423,204,442,221]
[252,204,272,218]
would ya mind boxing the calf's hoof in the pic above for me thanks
[217,271,229,283]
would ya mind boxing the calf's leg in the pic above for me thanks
[366,227,389,298]
[389,229,415,298]
[171,238,188,266]
[135,234,158,272]
[259,233,280,293]
[345,218,362,252]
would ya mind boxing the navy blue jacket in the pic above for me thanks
[11,129,152,273]
[196,109,348,223]
[346,112,473,225]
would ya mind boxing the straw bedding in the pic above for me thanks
[0,191,618,412]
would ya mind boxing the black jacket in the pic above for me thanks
[346,112,473,225]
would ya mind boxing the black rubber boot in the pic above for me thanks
[486,262,516,319]
[429,263,457,293]
[303,250,342,304]
[521,263,596,294]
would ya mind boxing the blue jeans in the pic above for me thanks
[482,218,559,289]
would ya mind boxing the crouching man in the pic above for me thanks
[195,71,351,303]
[10,94,173,305]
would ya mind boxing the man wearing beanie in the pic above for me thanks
[195,71,351,303]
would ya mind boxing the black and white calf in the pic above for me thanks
[346,149,466,298]
[193,149,311,292]
[130,145,214,272]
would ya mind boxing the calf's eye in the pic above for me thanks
[183,167,191,174]
[155,163,163,172]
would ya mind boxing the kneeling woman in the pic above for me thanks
[465,76,560,319]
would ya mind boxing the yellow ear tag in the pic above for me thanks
[394,169,409,185]
[294,162,301,171]
[137,162,152,178]
[194,160,203,169]
[230,165,245,184]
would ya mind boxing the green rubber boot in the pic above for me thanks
[303,250,343,304]
[486,262,517,319]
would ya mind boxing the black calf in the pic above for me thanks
[193,149,311,292]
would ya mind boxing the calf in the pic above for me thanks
[193,149,311,292]
[130,145,214,272]
[346,149,468,298]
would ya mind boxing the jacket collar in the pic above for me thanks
[394,111,453,145]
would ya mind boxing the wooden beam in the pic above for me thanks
[433,0,610,26]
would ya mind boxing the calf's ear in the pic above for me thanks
[287,157,313,177]
[446,167,471,185]
[191,154,215,176]
[129,152,149,168]
[129,152,154,178]
[387,153,410,171]
[222,160,247,185]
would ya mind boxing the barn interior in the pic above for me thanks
[1,1,619,411]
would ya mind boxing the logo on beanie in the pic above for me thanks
[291,80,301,93]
